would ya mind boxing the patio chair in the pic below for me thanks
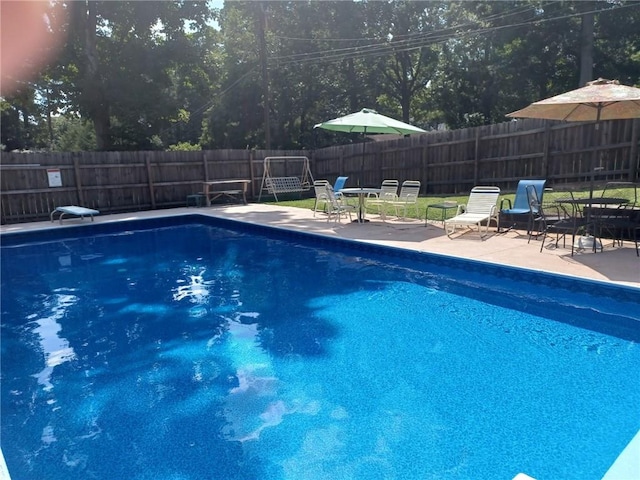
[593,182,639,249]
[538,195,598,256]
[526,184,544,242]
[498,179,546,232]
[365,179,399,219]
[444,186,500,239]
[386,180,421,219]
[527,184,564,243]
[600,181,638,204]
[312,179,331,216]
[325,184,356,223]
[332,176,348,199]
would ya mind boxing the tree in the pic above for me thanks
[50,115,97,151]
[61,1,216,150]
[0,85,50,151]
[361,1,440,125]
[201,1,264,149]
[2,0,638,151]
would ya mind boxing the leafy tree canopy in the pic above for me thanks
[2,0,638,151]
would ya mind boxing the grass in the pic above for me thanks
[262,185,618,222]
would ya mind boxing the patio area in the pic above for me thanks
[2,203,638,289]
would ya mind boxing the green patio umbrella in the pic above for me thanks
[314,108,426,185]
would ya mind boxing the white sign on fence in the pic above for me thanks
[47,168,62,187]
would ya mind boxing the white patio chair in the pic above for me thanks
[386,180,421,219]
[313,179,331,216]
[325,184,356,223]
[365,179,399,219]
[444,186,501,238]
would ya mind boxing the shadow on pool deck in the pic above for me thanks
[1,203,638,288]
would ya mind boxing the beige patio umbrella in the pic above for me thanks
[507,78,640,198]
[506,78,640,122]
[507,78,640,249]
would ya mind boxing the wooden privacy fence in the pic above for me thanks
[1,118,638,224]
[314,117,639,194]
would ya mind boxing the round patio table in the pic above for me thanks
[339,187,381,223]
[554,197,630,251]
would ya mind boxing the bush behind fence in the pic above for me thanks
[1,118,638,224]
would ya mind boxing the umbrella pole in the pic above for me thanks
[359,128,367,187]
[589,105,605,199]
[357,130,366,221]
[588,106,603,202]
[580,106,603,252]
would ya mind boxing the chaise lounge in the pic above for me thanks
[444,186,501,239]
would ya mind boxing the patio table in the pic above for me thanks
[554,197,630,251]
[425,201,458,226]
[339,187,381,223]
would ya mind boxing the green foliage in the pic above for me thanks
[168,142,201,151]
[1,0,638,152]
[51,116,97,151]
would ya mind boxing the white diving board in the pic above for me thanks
[50,206,100,224]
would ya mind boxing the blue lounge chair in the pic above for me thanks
[333,176,348,191]
[498,179,546,232]
[332,176,349,201]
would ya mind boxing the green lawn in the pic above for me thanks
[262,186,614,222]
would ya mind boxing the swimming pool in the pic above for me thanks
[2,215,639,480]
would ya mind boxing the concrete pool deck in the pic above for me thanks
[1,203,638,480]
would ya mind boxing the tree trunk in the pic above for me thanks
[579,12,594,86]
[347,58,358,113]
[46,88,54,148]
[257,2,270,149]
[82,1,111,150]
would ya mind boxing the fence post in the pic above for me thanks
[421,144,428,193]
[203,151,209,182]
[542,121,551,179]
[248,150,255,199]
[72,154,85,205]
[145,153,156,209]
[473,128,480,185]
[630,118,639,182]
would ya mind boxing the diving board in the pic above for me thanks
[50,206,100,224]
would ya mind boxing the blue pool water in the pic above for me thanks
[1,216,639,480]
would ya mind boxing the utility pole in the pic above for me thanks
[257,2,271,149]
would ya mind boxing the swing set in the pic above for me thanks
[258,156,315,202]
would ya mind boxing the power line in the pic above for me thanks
[268,2,639,68]
[157,65,258,139]
[194,1,639,124]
